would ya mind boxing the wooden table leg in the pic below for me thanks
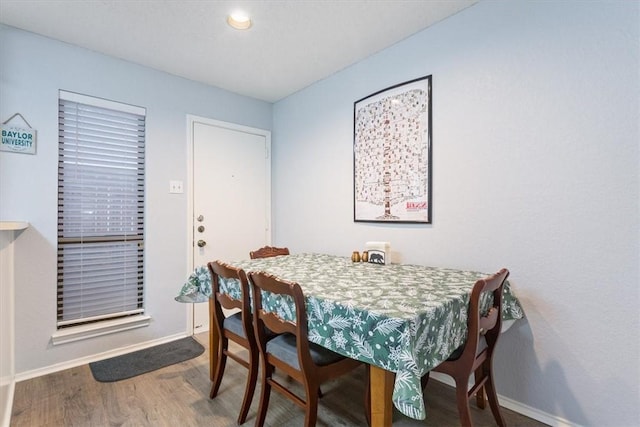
[370,365,394,427]
[208,299,219,381]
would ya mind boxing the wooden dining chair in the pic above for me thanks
[207,261,260,425]
[250,245,325,400]
[249,245,290,259]
[248,271,363,427]
[422,268,510,427]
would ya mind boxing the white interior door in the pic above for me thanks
[190,117,271,333]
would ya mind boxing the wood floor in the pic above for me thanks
[11,332,548,426]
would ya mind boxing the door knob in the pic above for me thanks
[197,240,207,247]
[197,225,205,233]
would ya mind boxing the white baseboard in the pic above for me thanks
[429,372,578,427]
[15,332,190,383]
[1,380,15,427]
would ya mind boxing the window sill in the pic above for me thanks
[51,315,151,346]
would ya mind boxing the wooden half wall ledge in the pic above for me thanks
[0,222,29,231]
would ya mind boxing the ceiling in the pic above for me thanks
[0,1,477,103]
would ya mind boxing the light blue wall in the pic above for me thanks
[272,1,639,426]
[2,1,639,425]
[0,24,271,373]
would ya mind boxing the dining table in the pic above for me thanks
[177,252,524,426]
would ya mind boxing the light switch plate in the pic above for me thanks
[169,180,183,194]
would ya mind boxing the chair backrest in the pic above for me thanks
[249,246,290,259]
[248,271,314,372]
[459,268,509,364]
[207,261,252,332]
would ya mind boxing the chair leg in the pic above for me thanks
[420,371,430,390]
[454,377,473,427]
[237,350,259,424]
[364,365,371,427]
[209,338,228,399]
[474,368,486,409]
[475,386,486,410]
[254,366,273,427]
[484,371,506,427]
[304,387,320,427]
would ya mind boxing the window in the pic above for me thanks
[57,90,145,329]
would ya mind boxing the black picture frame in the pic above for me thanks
[353,75,432,223]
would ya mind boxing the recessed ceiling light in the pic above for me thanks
[227,11,252,30]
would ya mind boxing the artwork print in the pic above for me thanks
[353,75,432,223]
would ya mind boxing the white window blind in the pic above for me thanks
[57,90,146,328]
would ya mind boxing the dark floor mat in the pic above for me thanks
[89,336,204,382]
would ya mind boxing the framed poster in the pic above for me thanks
[353,75,432,223]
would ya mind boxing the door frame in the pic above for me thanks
[185,114,272,333]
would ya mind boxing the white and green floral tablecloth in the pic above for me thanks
[177,253,524,420]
